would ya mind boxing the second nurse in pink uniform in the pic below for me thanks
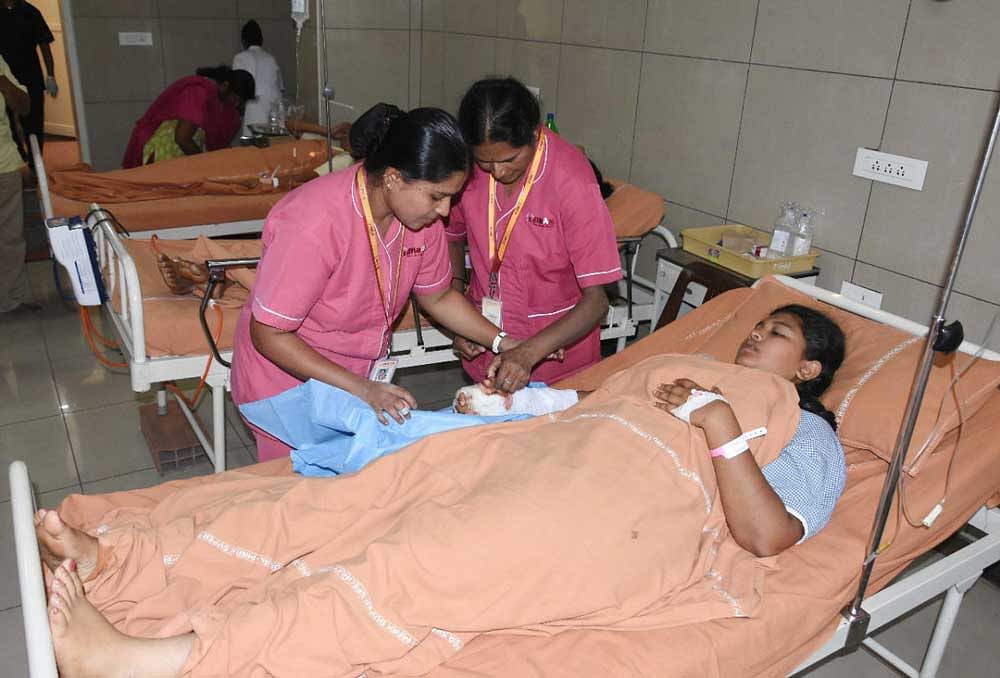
[231,104,514,461]
[446,77,623,391]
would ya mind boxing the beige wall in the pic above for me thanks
[316,0,999,348]
[71,0,299,170]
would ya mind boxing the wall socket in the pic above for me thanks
[853,147,927,190]
[840,281,883,309]
[119,32,153,47]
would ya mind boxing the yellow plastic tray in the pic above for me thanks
[680,224,819,278]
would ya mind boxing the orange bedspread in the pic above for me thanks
[50,140,333,232]
[60,357,801,677]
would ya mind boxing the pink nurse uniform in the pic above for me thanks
[445,128,622,384]
[231,165,452,460]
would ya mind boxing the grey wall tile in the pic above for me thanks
[427,0,498,36]
[72,0,157,17]
[497,0,562,42]
[555,45,640,180]
[861,83,1000,302]
[298,17,320,119]
[422,0,444,30]
[419,32,496,113]
[728,66,891,258]
[84,100,153,170]
[898,0,1000,91]
[644,0,757,62]
[74,18,165,103]
[409,28,422,108]
[632,201,721,281]
[160,19,241,85]
[562,0,646,50]
[158,0,237,19]
[322,0,410,29]
[811,247,855,295]
[632,54,747,216]
[495,39,560,116]
[851,263,938,329]
[419,31,446,107]
[325,29,411,123]
[237,0,289,20]
[754,0,908,77]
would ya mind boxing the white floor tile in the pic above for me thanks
[63,402,158,483]
[0,606,30,678]
[41,308,120,363]
[51,356,138,414]
[0,417,78,502]
[396,362,468,406]
[0,353,60,427]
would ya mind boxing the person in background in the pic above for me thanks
[122,66,255,168]
[233,19,284,137]
[0,55,38,314]
[0,0,57,161]
[446,77,622,393]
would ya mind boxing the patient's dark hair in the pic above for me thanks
[458,77,540,148]
[772,304,845,430]
[196,65,255,102]
[241,20,263,48]
[349,103,470,183]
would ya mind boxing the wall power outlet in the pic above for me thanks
[853,147,927,190]
[841,281,883,309]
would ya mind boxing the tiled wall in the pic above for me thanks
[313,0,1000,349]
[71,0,299,170]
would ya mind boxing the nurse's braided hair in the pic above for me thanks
[349,103,471,183]
[458,77,540,148]
[772,304,845,430]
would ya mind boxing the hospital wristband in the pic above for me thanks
[709,434,749,459]
[491,331,507,353]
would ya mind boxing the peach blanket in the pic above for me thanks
[59,355,800,677]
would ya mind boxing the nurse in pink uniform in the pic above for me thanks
[231,104,514,461]
[446,77,623,392]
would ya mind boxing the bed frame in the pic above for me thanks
[9,275,1000,677]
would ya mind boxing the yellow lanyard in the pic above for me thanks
[487,132,547,289]
[357,168,405,326]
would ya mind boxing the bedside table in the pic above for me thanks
[653,247,820,326]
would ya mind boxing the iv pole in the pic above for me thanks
[318,0,334,173]
[842,85,1000,647]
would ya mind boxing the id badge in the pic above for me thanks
[369,358,398,383]
[481,297,503,327]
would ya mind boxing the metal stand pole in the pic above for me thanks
[319,0,333,173]
[842,83,1000,648]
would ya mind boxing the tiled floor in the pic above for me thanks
[2,262,999,675]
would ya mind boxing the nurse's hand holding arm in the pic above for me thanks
[486,285,608,393]
[250,319,417,425]
[416,286,516,354]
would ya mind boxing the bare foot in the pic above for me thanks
[157,254,197,295]
[34,509,98,582]
[49,560,193,678]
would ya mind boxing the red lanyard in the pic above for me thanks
[486,132,546,296]
[357,168,404,326]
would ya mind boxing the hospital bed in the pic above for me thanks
[31,134,334,240]
[10,274,1000,677]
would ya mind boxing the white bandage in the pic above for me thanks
[454,385,578,417]
[669,389,728,423]
[510,387,579,417]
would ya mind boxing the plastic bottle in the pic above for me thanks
[790,208,817,257]
[767,202,799,258]
[545,112,559,134]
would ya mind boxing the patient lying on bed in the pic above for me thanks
[35,305,846,678]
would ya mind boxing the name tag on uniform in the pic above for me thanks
[481,297,503,327]
[369,358,398,383]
